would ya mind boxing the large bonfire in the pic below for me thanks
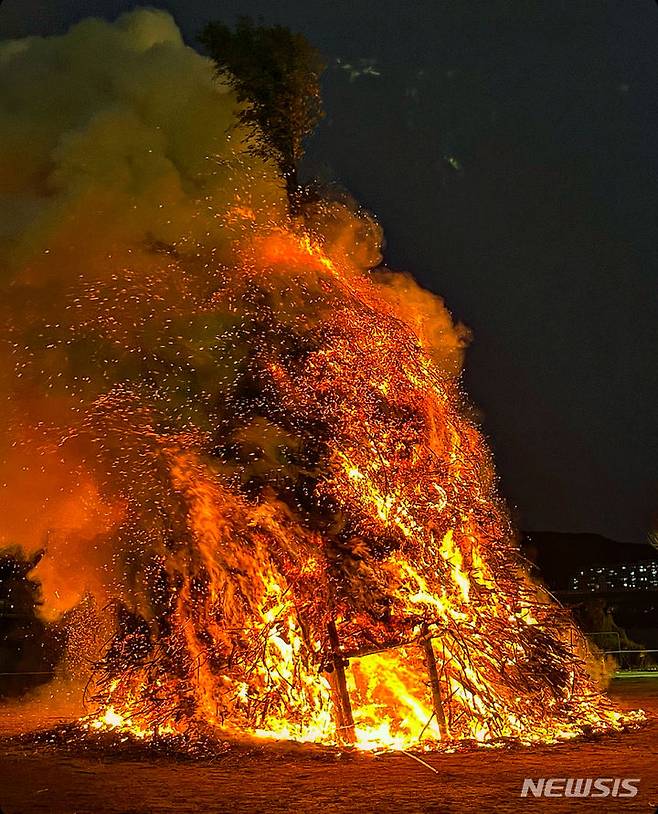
[0,9,629,751]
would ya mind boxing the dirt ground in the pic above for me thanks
[1,676,657,814]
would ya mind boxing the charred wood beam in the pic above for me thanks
[340,639,417,660]
[422,636,449,741]
[326,621,356,744]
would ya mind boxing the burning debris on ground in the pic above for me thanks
[0,7,645,770]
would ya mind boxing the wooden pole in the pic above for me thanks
[422,637,449,741]
[327,621,356,744]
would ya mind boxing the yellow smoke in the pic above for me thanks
[0,8,465,617]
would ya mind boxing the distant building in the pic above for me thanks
[520,531,657,590]
[571,561,658,593]
[521,531,658,650]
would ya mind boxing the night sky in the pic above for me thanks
[1,1,656,543]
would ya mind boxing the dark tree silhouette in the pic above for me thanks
[200,16,325,214]
[0,547,61,698]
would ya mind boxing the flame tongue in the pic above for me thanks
[86,232,628,750]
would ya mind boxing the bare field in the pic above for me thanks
[1,677,657,814]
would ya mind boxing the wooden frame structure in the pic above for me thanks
[324,622,449,745]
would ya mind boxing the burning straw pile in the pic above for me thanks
[0,9,634,752]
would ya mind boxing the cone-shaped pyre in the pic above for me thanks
[0,9,631,750]
[85,229,626,748]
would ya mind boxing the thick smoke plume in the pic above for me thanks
[0,9,627,747]
[0,9,462,616]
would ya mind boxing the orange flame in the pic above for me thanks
[76,230,637,750]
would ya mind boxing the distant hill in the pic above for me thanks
[520,531,657,591]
